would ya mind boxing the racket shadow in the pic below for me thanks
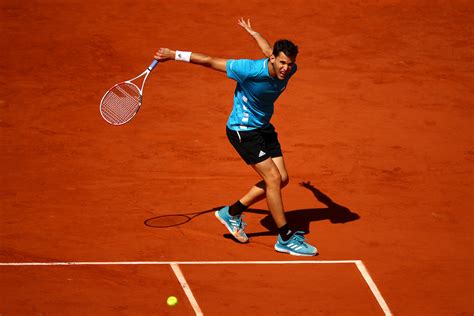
[144,207,221,228]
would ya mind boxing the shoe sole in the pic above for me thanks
[215,211,249,243]
[274,244,318,256]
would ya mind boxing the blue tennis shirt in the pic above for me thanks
[226,58,297,131]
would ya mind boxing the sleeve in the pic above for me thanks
[226,59,254,83]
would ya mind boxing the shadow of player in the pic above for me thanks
[224,181,360,240]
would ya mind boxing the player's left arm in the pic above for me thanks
[154,48,227,72]
[238,18,273,57]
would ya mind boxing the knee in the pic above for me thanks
[265,169,282,188]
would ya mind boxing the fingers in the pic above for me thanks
[153,49,162,60]
[238,17,252,31]
[154,48,173,61]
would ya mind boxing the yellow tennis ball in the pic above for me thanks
[167,296,178,307]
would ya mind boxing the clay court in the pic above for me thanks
[1,0,473,315]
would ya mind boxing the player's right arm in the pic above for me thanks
[238,18,273,57]
[154,48,227,72]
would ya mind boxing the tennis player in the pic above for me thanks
[154,18,317,256]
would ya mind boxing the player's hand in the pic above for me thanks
[238,17,258,37]
[154,48,175,62]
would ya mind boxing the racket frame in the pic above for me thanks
[100,59,159,125]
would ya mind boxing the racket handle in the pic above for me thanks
[148,59,159,71]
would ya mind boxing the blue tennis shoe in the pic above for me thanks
[274,231,318,256]
[215,206,248,243]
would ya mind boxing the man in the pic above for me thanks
[154,18,317,256]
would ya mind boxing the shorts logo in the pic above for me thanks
[258,150,266,157]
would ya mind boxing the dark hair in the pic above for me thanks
[272,39,299,58]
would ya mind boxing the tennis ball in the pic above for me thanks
[167,296,178,307]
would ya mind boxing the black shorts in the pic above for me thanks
[226,124,283,165]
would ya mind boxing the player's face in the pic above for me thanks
[270,52,296,80]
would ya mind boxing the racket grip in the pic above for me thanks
[148,59,159,71]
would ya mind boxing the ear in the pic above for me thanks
[269,54,276,63]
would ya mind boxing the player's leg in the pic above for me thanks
[250,157,287,227]
[215,163,282,243]
[252,158,318,256]
[238,156,289,208]
[231,125,288,213]
[214,128,252,243]
[215,155,289,244]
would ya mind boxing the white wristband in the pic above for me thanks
[175,50,192,62]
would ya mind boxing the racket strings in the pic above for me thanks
[101,83,141,124]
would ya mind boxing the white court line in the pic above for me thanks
[170,263,203,316]
[0,260,357,266]
[355,260,392,316]
[0,260,391,315]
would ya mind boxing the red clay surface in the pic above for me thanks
[0,265,190,315]
[179,263,383,315]
[1,0,473,315]
[0,263,383,315]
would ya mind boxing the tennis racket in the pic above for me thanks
[100,59,159,125]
